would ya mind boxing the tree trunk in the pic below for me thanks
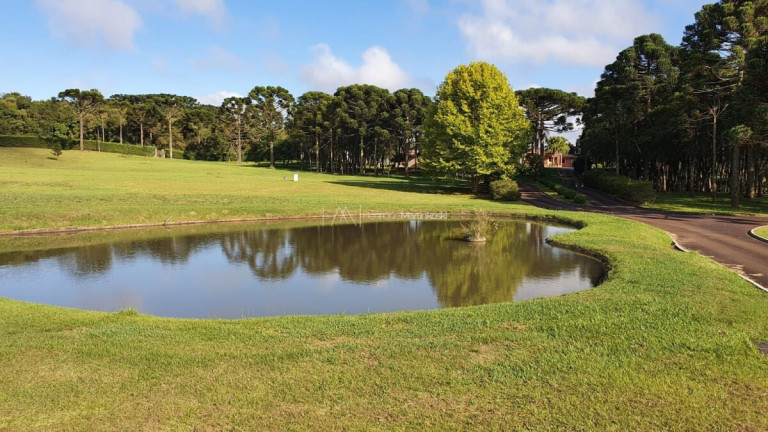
[711,113,718,202]
[330,128,334,174]
[730,143,740,209]
[237,117,242,164]
[404,138,410,177]
[79,114,84,151]
[140,123,144,146]
[471,176,479,194]
[269,139,275,168]
[373,139,379,177]
[359,134,365,175]
[745,145,756,199]
[119,123,123,144]
[315,133,320,173]
[168,117,173,159]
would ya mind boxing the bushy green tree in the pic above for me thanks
[423,62,529,193]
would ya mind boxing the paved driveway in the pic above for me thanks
[523,170,768,289]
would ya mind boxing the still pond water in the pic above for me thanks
[0,220,602,318]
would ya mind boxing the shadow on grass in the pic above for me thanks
[238,163,479,196]
[653,192,768,216]
[328,178,472,195]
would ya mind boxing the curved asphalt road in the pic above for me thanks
[524,169,768,289]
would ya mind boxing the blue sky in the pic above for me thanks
[1,0,706,105]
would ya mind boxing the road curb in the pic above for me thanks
[738,274,768,294]
[748,227,768,245]
[667,231,767,294]
[666,232,689,252]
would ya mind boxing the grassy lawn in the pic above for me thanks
[754,225,768,239]
[0,148,525,233]
[645,191,768,216]
[1,148,767,430]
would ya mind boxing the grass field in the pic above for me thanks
[0,148,525,233]
[1,148,767,431]
[754,225,768,239]
[645,191,768,216]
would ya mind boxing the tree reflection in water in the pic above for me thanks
[0,220,602,314]
[217,221,600,308]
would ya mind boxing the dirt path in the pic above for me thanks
[521,170,768,289]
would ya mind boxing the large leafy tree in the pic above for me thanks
[58,89,104,151]
[250,86,294,168]
[423,62,530,193]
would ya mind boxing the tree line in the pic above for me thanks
[2,60,588,186]
[579,0,768,207]
[0,85,434,174]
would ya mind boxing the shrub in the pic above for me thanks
[623,182,656,204]
[580,169,656,204]
[0,135,155,157]
[489,179,521,201]
[81,140,155,156]
[573,194,588,205]
[50,141,63,160]
[0,135,73,149]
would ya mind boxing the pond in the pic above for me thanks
[0,220,603,318]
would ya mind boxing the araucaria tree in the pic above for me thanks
[423,62,530,193]
[221,96,252,164]
[579,1,768,208]
[515,88,584,159]
[250,86,294,169]
[155,94,197,159]
[58,89,104,151]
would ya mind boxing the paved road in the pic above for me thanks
[524,169,768,289]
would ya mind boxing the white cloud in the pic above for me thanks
[300,44,433,93]
[37,0,142,50]
[197,91,243,106]
[189,45,248,72]
[170,0,227,28]
[566,79,599,98]
[458,0,659,66]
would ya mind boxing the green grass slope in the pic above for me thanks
[0,148,529,233]
[0,148,766,431]
[645,191,768,216]
[754,225,768,240]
